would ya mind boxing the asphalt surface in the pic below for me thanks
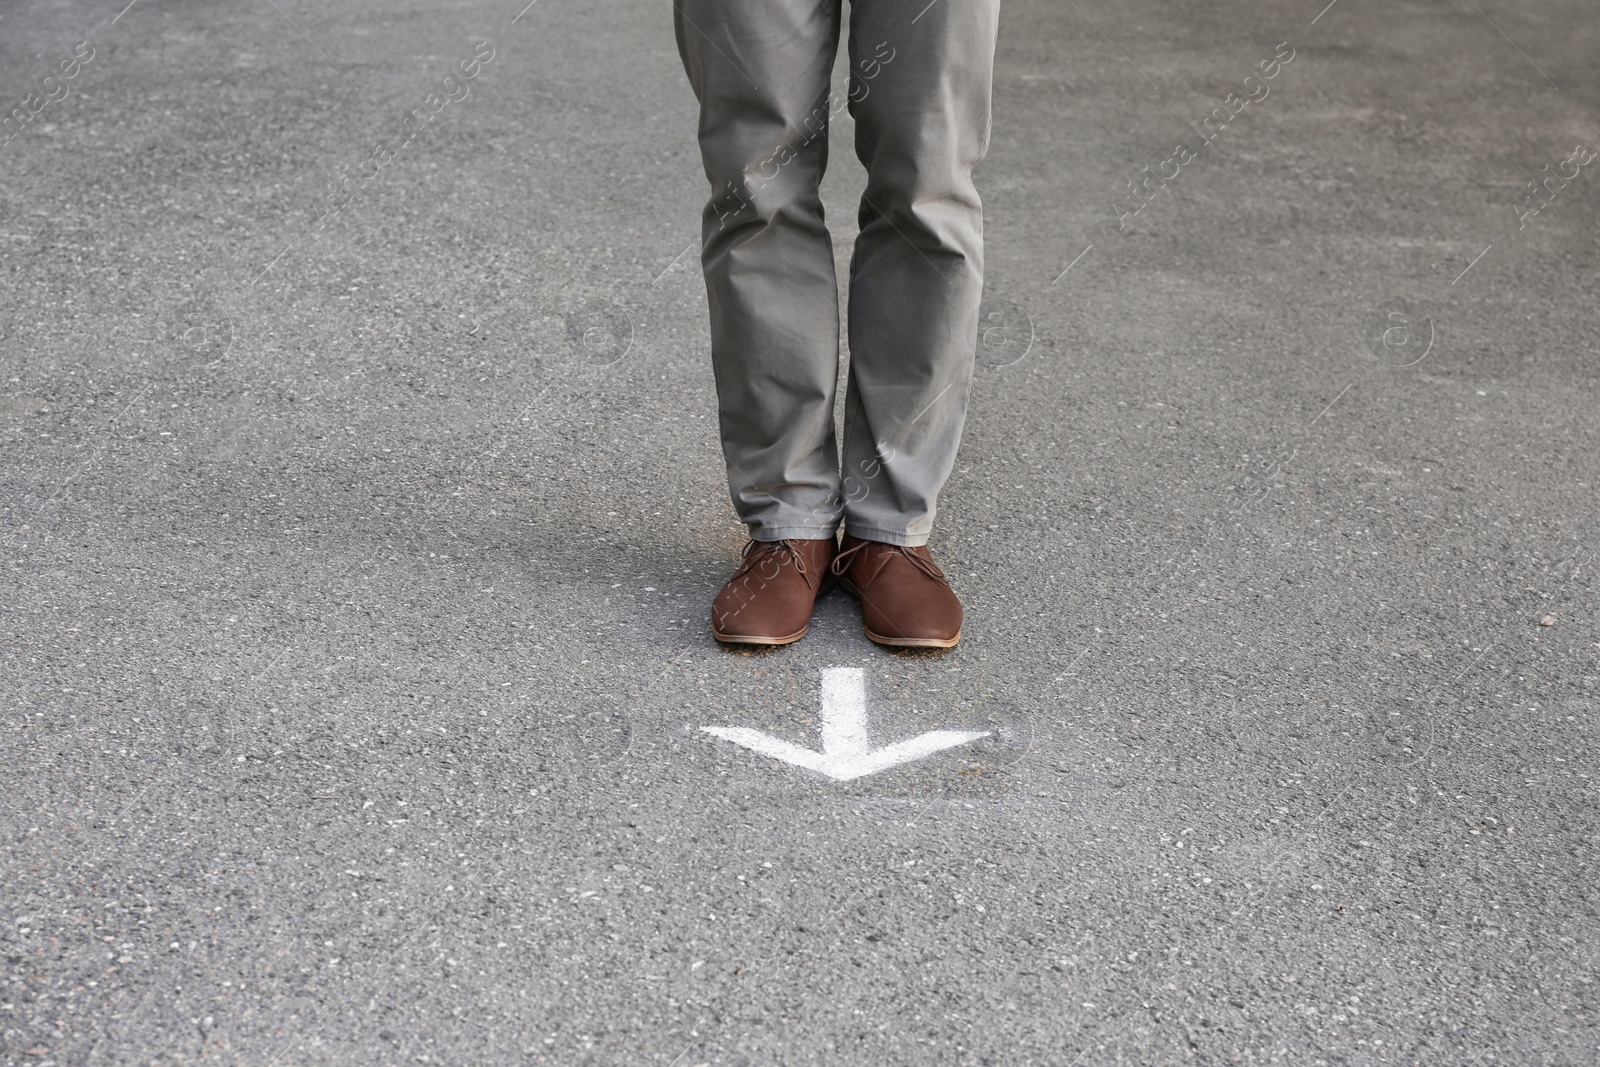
[3,0,1599,1063]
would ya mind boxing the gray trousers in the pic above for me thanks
[674,0,1000,547]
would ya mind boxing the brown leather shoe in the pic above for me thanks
[711,537,837,646]
[831,535,963,649]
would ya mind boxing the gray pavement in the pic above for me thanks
[3,0,1599,1063]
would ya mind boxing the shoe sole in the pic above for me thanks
[712,624,810,647]
[863,628,961,649]
[834,576,961,649]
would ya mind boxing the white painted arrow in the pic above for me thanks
[702,668,989,781]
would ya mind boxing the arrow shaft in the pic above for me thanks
[820,667,868,756]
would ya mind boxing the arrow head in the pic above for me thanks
[702,668,990,781]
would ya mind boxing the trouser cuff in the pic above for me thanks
[748,524,840,543]
[841,525,929,548]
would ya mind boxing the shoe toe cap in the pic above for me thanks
[862,587,963,642]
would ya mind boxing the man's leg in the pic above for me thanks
[838,0,1000,547]
[827,0,1000,649]
[674,0,846,541]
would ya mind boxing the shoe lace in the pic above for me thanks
[736,539,819,591]
[831,541,948,584]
